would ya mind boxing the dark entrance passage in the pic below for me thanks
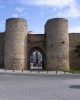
[30,51,42,69]
[29,47,44,70]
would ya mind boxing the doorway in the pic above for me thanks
[29,47,44,70]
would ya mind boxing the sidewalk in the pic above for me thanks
[0,69,75,75]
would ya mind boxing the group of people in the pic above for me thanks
[30,60,42,67]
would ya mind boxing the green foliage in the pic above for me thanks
[64,70,80,73]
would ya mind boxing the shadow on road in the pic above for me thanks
[69,85,80,89]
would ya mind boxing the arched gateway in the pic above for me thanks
[1,17,70,70]
[28,47,45,70]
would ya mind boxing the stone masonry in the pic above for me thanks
[45,18,69,70]
[0,18,80,70]
[4,18,27,70]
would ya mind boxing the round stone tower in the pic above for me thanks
[45,18,69,70]
[4,18,27,70]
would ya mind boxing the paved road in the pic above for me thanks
[0,73,80,100]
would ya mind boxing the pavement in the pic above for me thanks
[0,69,80,100]
[0,69,73,75]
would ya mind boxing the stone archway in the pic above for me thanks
[28,47,44,70]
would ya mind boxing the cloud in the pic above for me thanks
[20,0,75,8]
[20,13,28,17]
[15,7,24,12]
[12,6,28,17]
[69,26,80,33]
[19,0,80,19]
[12,14,19,17]
[12,13,28,18]
[56,5,80,18]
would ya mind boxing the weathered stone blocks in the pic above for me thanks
[4,18,28,70]
[45,18,69,70]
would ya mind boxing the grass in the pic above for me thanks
[64,70,80,73]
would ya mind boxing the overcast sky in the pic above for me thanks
[0,0,80,33]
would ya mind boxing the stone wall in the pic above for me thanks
[0,32,5,68]
[4,18,28,70]
[45,18,69,70]
[69,33,80,69]
[27,34,46,69]
[0,17,80,70]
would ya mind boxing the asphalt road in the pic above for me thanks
[0,73,80,100]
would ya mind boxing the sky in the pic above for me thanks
[0,0,80,34]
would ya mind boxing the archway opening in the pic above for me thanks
[29,47,44,70]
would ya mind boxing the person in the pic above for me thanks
[30,60,34,68]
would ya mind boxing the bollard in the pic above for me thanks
[64,71,65,74]
[47,70,48,74]
[30,69,32,72]
[13,69,14,72]
[73,72,74,75]
[56,70,57,74]
[38,69,40,73]
[22,69,23,72]
[5,68,6,72]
